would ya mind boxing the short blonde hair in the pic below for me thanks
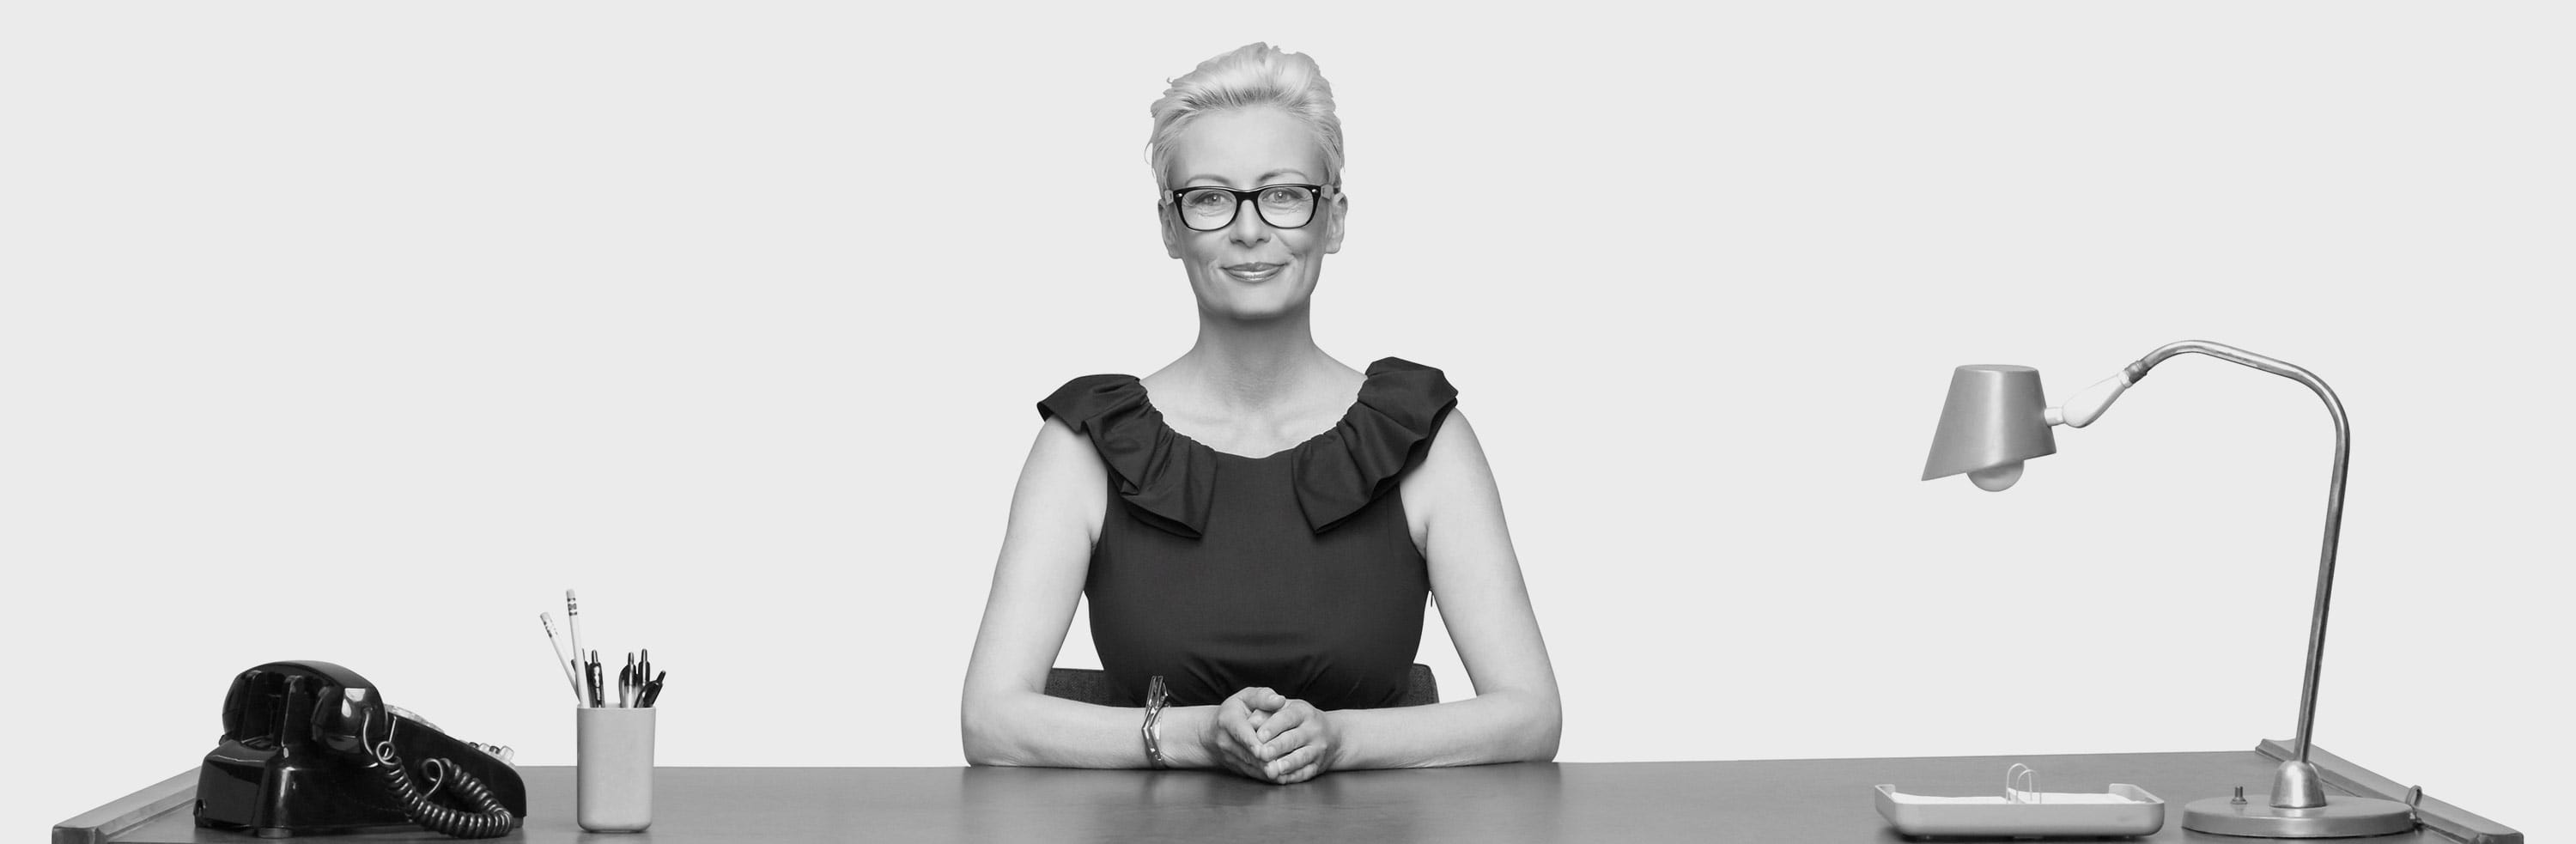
[1147,43,1344,196]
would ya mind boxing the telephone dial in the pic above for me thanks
[196,660,528,838]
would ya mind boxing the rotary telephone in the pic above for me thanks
[195,661,527,838]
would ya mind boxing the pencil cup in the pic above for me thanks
[575,707,655,832]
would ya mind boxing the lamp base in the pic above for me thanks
[2182,794,2413,838]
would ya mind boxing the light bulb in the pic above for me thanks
[1968,462,2022,491]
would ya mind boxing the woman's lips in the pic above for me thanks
[1222,262,1285,283]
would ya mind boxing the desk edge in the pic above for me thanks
[53,770,195,844]
[55,752,2525,844]
[2257,739,2522,844]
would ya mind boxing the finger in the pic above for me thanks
[1261,723,1317,756]
[1273,762,1323,785]
[1263,741,1323,779]
[1207,701,1244,751]
[1231,720,1267,756]
[1268,760,1324,785]
[1211,750,1259,781]
[1217,700,1266,754]
[1254,705,1309,744]
[1230,686,1282,710]
[1222,732,1278,780]
[1225,687,1283,720]
[1206,729,1261,772]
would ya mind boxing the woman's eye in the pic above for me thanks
[1259,187,1309,207]
[1183,191,1233,213]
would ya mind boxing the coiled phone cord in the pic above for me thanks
[366,711,519,839]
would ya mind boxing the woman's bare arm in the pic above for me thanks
[1271,411,1563,773]
[959,418,1271,772]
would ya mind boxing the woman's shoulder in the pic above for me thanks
[1030,370,1211,537]
[1352,357,1457,419]
[1292,357,1461,533]
[1035,372,1147,428]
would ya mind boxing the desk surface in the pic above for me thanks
[63,744,2518,844]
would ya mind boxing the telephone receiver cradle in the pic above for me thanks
[197,660,527,839]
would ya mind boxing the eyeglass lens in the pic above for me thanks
[1176,185,1318,232]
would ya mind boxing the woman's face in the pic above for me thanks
[1160,106,1346,321]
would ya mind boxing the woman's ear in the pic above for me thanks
[1322,191,1348,254]
[1159,203,1183,259]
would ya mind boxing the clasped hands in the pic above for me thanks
[1201,686,1339,784]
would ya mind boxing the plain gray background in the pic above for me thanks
[6,2,2566,839]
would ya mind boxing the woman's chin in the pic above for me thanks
[1193,282,1315,321]
[1202,305,1295,323]
[1206,291,1315,320]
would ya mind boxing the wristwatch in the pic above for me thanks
[1140,675,1170,769]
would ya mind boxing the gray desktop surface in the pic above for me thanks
[66,746,2518,843]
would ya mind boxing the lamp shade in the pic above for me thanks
[1923,365,2057,491]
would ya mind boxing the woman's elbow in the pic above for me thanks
[1523,724,1562,762]
[959,695,1023,767]
[963,736,1029,768]
[962,732,1012,768]
[1517,693,1563,762]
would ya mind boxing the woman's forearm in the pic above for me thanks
[1329,689,1562,770]
[965,685,1558,773]
[962,689,1219,769]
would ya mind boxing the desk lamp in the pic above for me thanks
[1921,340,2413,838]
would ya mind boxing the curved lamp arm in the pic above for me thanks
[2087,340,2353,810]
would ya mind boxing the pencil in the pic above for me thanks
[539,612,583,703]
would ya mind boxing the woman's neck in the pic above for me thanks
[1168,306,1346,413]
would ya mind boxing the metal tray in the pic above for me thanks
[1875,782,2166,838]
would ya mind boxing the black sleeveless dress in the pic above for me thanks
[1036,357,1459,709]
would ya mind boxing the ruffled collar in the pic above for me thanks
[1036,357,1459,538]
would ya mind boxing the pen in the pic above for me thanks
[539,613,583,704]
[566,589,586,678]
[586,650,605,707]
[617,664,632,708]
[638,671,665,707]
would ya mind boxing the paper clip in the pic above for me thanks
[2005,763,2041,805]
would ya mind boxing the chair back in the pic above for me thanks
[1043,665,1439,707]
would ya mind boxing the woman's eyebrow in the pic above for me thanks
[1178,168,1313,188]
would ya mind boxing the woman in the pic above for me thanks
[961,43,1560,785]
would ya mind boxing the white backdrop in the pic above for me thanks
[5,2,2566,839]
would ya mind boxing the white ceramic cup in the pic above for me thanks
[575,707,656,832]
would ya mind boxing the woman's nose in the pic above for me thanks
[1224,198,1272,246]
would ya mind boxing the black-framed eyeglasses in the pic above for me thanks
[1162,184,1335,232]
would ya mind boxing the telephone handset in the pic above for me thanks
[196,661,528,839]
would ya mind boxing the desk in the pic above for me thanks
[59,742,2519,843]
